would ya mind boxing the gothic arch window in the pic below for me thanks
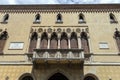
[50,32,58,49]
[40,32,48,49]
[81,31,89,53]
[34,14,40,23]
[70,32,78,49]
[19,73,34,80]
[79,13,86,23]
[28,31,38,52]
[60,32,68,49]
[109,13,117,23]
[114,28,120,51]
[3,14,9,23]
[56,14,63,23]
[0,30,8,54]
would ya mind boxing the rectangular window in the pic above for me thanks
[9,42,24,50]
[99,42,109,49]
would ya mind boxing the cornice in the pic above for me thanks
[0,4,120,13]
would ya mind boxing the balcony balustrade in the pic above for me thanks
[32,49,84,64]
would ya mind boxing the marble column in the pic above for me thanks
[36,37,41,49]
[58,38,60,49]
[47,38,50,49]
[78,37,81,49]
[68,38,71,49]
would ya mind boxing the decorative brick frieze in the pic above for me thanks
[0,4,120,13]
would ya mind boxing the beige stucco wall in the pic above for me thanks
[0,12,120,54]
[84,66,120,80]
[0,65,32,80]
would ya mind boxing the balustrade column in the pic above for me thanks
[78,37,81,49]
[36,37,41,49]
[47,38,50,49]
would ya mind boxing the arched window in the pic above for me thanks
[56,14,63,23]
[81,31,89,53]
[114,28,120,51]
[60,32,68,49]
[28,31,38,52]
[70,32,78,49]
[0,30,8,54]
[109,13,117,23]
[34,14,40,23]
[50,32,58,49]
[40,32,48,49]
[79,13,86,23]
[3,14,9,22]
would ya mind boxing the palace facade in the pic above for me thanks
[0,4,120,80]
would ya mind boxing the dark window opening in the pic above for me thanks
[36,14,40,21]
[3,14,9,23]
[60,32,68,49]
[84,76,96,80]
[0,30,8,54]
[81,32,89,53]
[114,29,120,51]
[0,31,8,40]
[79,13,86,23]
[48,73,68,80]
[109,13,117,23]
[70,32,78,49]
[33,14,40,23]
[21,76,33,80]
[40,32,48,49]
[50,32,58,49]
[29,32,38,52]
[56,14,63,23]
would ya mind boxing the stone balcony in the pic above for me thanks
[32,49,84,64]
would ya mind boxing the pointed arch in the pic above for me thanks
[35,14,40,22]
[114,28,120,51]
[60,32,68,49]
[28,31,38,52]
[109,13,117,23]
[50,32,58,49]
[40,32,48,49]
[48,73,68,80]
[80,31,89,53]
[70,32,78,49]
[79,13,86,23]
[0,30,8,54]
[3,14,9,22]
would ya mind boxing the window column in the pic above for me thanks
[78,36,81,49]
[47,37,50,49]
[68,37,71,49]
[58,37,60,49]
[36,36,41,49]
[87,35,92,53]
